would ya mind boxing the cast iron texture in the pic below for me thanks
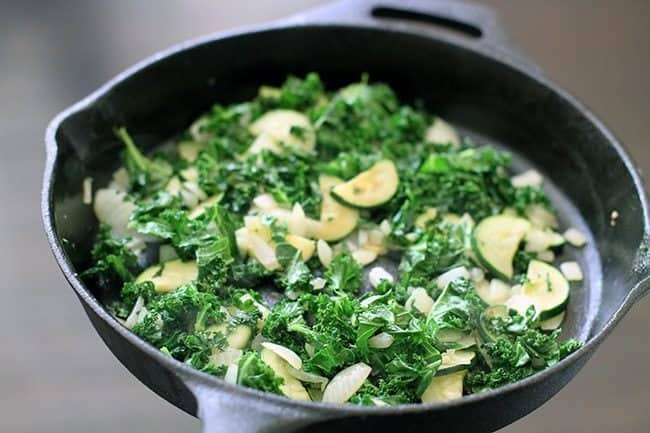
[42,1,650,432]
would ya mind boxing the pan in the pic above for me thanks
[42,1,650,432]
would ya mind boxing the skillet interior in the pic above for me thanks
[47,25,645,430]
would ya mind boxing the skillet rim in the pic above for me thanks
[42,21,650,417]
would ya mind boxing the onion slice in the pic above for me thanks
[322,363,372,404]
[261,342,302,370]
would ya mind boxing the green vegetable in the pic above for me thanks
[324,253,363,296]
[84,73,582,404]
[81,224,140,290]
[237,351,284,394]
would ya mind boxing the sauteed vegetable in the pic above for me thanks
[82,73,583,405]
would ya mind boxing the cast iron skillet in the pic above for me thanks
[42,1,650,432]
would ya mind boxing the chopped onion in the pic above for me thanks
[357,230,369,246]
[179,166,199,182]
[379,219,392,235]
[210,347,243,366]
[125,296,147,329]
[261,342,302,370]
[317,240,333,268]
[286,366,329,391]
[560,261,583,281]
[253,193,277,210]
[511,169,543,188]
[537,249,555,262]
[368,266,394,288]
[405,287,434,314]
[109,167,129,191]
[310,277,327,290]
[93,188,136,238]
[368,229,385,245]
[368,332,394,349]
[82,177,93,205]
[322,363,372,404]
[352,249,378,265]
[505,294,533,316]
[525,204,558,229]
[469,267,485,283]
[563,228,587,247]
[437,266,470,289]
[425,117,460,147]
[224,364,239,384]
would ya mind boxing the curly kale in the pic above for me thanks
[82,73,582,403]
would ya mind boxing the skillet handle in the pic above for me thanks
[286,0,541,75]
[182,377,332,433]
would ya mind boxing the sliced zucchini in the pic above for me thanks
[436,329,476,350]
[314,175,359,241]
[285,234,316,261]
[249,109,315,154]
[425,117,461,147]
[438,350,476,375]
[136,259,198,293]
[260,348,311,401]
[524,228,565,253]
[421,370,466,403]
[539,312,566,331]
[472,215,531,280]
[330,160,399,209]
[227,325,252,349]
[517,260,570,320]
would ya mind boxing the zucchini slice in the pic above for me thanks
[472,215,531,280]
[438,350,476,375]
[136,259,198,293]
[436,329,476,350]
[248,109,315,154]
[539,312,566,331]
[421,370,466,403]
[505,261,571,320]
[314,175,359,241]
[330,160,399,209]
[519,260,570,320]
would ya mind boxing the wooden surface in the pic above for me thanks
[1,1,647,432]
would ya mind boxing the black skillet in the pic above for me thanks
[42,1,650,432]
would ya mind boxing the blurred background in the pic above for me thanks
[1,0,648,432]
